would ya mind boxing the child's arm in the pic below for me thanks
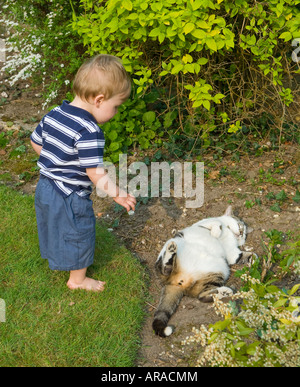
[31,140,43,156]
[86,167,136,212]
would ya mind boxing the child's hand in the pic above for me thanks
[113,193,136,212]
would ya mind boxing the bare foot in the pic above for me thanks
[67,277,106,292]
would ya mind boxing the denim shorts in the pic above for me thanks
[34,176,96,271]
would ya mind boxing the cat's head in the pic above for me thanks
[223,206,253,246]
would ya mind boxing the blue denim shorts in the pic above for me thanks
[35,176,95,271]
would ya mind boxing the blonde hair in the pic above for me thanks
[73,54,131,101]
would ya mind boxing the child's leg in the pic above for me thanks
[67,268,106,292]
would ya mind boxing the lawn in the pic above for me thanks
[0,184,147,367]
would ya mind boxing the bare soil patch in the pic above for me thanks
[91,145,299,367]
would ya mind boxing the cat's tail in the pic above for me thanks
[153,285,184,337]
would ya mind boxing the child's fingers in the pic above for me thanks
[127,194,136,209]
[128,194,137,203]
[127,199,136,211]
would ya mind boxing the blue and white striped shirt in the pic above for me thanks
[31,100,105,197]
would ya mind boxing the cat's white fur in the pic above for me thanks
[153,206,253,337]
[158,206,246,280]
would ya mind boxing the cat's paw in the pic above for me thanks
[235,251,258,266]
[227,249,243,265]
[166,241,177,255]
[246,252,258,267]
[215,286,234,299]
[161,241,177,276]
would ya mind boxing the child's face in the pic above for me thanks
[93,94,126,125]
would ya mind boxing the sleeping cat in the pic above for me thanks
[153,206,254,337]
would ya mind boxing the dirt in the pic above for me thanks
[1,48,299,367]
[93,148,299,367]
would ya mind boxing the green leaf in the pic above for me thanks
[213,319,231,331]
[163,111,177,129]
[288,284,300,296]
[214,93,225,102]
[182,54,193,64]
[192,29,206,39]
[107,17,119,33]
[270,203,281,212]
[279,31,292,42]
[191,0,204,11]
[149,27,160,37]
[123,0,133,11]
[197,57,208,65]
[206,38,217,51]
[192,100,203,108]
[203,100,211,110]
[171,63,184,74]
[273,298,288,308]
[197,20,209,29]
[247,35,256,46]
[184,22,195,34]
[142,111,156,123]
[293,189,300,203]
[234,341,246,349]
[158,32,165,44]
[275,190,287,202]
[236,321,255,336]
[109,142,120,151]
[266,285,281,293]
[108,130,118,141]
[246,342,260,355]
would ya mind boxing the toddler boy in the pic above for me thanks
[30,54,136,292]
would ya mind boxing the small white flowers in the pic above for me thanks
[182,280,300,367]
[47,11,58,29]
[42,90,58,109]
[0,14,45,87]
[1,9,68,109]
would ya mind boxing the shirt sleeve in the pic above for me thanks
[76,130,105,168]
[30,118,44,146]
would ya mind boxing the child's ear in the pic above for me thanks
[95,94,105,107]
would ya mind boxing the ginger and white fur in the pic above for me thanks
[153,206,254,337]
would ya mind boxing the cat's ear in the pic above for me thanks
[224,205,232,216]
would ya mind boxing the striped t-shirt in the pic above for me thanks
[31,100,105,197]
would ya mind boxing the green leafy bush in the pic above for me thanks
[71,0,300,156]
[102,95,164,162]
[2,0,299,160]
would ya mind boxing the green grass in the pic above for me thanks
[0,184,147,367]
